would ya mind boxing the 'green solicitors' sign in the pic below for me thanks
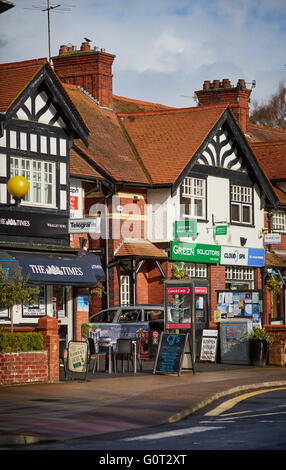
[171,241,221,264]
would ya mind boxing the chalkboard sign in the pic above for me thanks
[153,333,195,376]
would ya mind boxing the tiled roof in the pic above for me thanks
[247,123,286,143]
[113,95,174,113]
[272,185,286,205]
[265,251,286,268]
[118,106,226,184]
[63,86,150,184]
[250,141,286,180]
[0,58,47,112]
[70,148,102,180]
[114,239,168,259]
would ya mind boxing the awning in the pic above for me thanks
[2,252,105,287]
[114,239,168,260]
[265,251,286,269]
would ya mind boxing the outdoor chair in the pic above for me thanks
[96,337,111,372]
[87,337,99,374]
[114,338,134,373]
[59,339,67,378]
[136,337,143,372]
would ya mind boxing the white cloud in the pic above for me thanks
[0,0,285,107]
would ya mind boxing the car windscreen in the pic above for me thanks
[118,309,142,322]
[89,309,117,322]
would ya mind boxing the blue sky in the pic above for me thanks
[1,0,286,108]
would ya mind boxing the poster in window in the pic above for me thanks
[23,287,46,317]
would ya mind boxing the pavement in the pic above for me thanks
[1,359,286,447]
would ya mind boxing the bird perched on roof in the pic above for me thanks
[84,38,92,43]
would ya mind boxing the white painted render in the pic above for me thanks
[147,174,264,249]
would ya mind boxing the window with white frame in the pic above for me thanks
[225,266,254,289]
[120,275,130,305]
[184,263,207,278]
[182,177,206,219]
[272,211,286,232]
[231,185,252,224]
[10,156,56,207]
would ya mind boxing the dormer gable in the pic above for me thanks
[0,59,89,145]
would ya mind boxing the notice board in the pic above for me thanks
[153,333,195,375]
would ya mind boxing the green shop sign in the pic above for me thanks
[215,225,227,236]
[171,241,221,264]
[174,220,197,238]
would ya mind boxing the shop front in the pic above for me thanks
[0,251,105,341]
[170,241,265,357]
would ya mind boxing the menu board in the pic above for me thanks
[67,341,88,379]
[153,333,194,376]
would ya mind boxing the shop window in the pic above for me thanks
[184,263,207,278]
[10,156,56,207]
[23,286,46,318]
[181,177,206,220]
[120,275,130,305]
[225,266,254,290]
[0,306,9,319]
[52,286,66,318]
[272,211,286,232]
[231,185,252,224]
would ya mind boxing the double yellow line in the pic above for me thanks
[205,387,286,416]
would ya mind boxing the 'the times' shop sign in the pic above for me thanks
[171,241,265,267]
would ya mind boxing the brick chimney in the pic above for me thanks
[195,79,252,134]
[52,42,115,109]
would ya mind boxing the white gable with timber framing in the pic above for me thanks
[0,61,89,240]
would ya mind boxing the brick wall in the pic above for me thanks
[266,325,286,366]
[209,265,225,327]
[53,42,115,109]
[0,317,60,385]
[0,351,48,385]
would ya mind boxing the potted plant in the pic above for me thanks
[246,327,273,367]
[171,262,190,280]
[266,274,282,294]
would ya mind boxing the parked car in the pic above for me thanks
[89,304,164,331]
[88,305,164,358]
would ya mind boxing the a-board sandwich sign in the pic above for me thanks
[67,341,89,379]
[199,329,218,363]
[153,333,195,376]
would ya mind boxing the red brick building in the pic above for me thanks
[2,41,286,349]
[51,41,286,341]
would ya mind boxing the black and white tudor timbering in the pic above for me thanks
[0,59,103,340]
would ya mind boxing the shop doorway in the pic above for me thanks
[52,286,73,342]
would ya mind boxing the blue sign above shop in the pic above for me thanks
[247,248,265,267]
[2,252,105,287]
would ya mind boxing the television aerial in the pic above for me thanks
[24,1,75,63]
